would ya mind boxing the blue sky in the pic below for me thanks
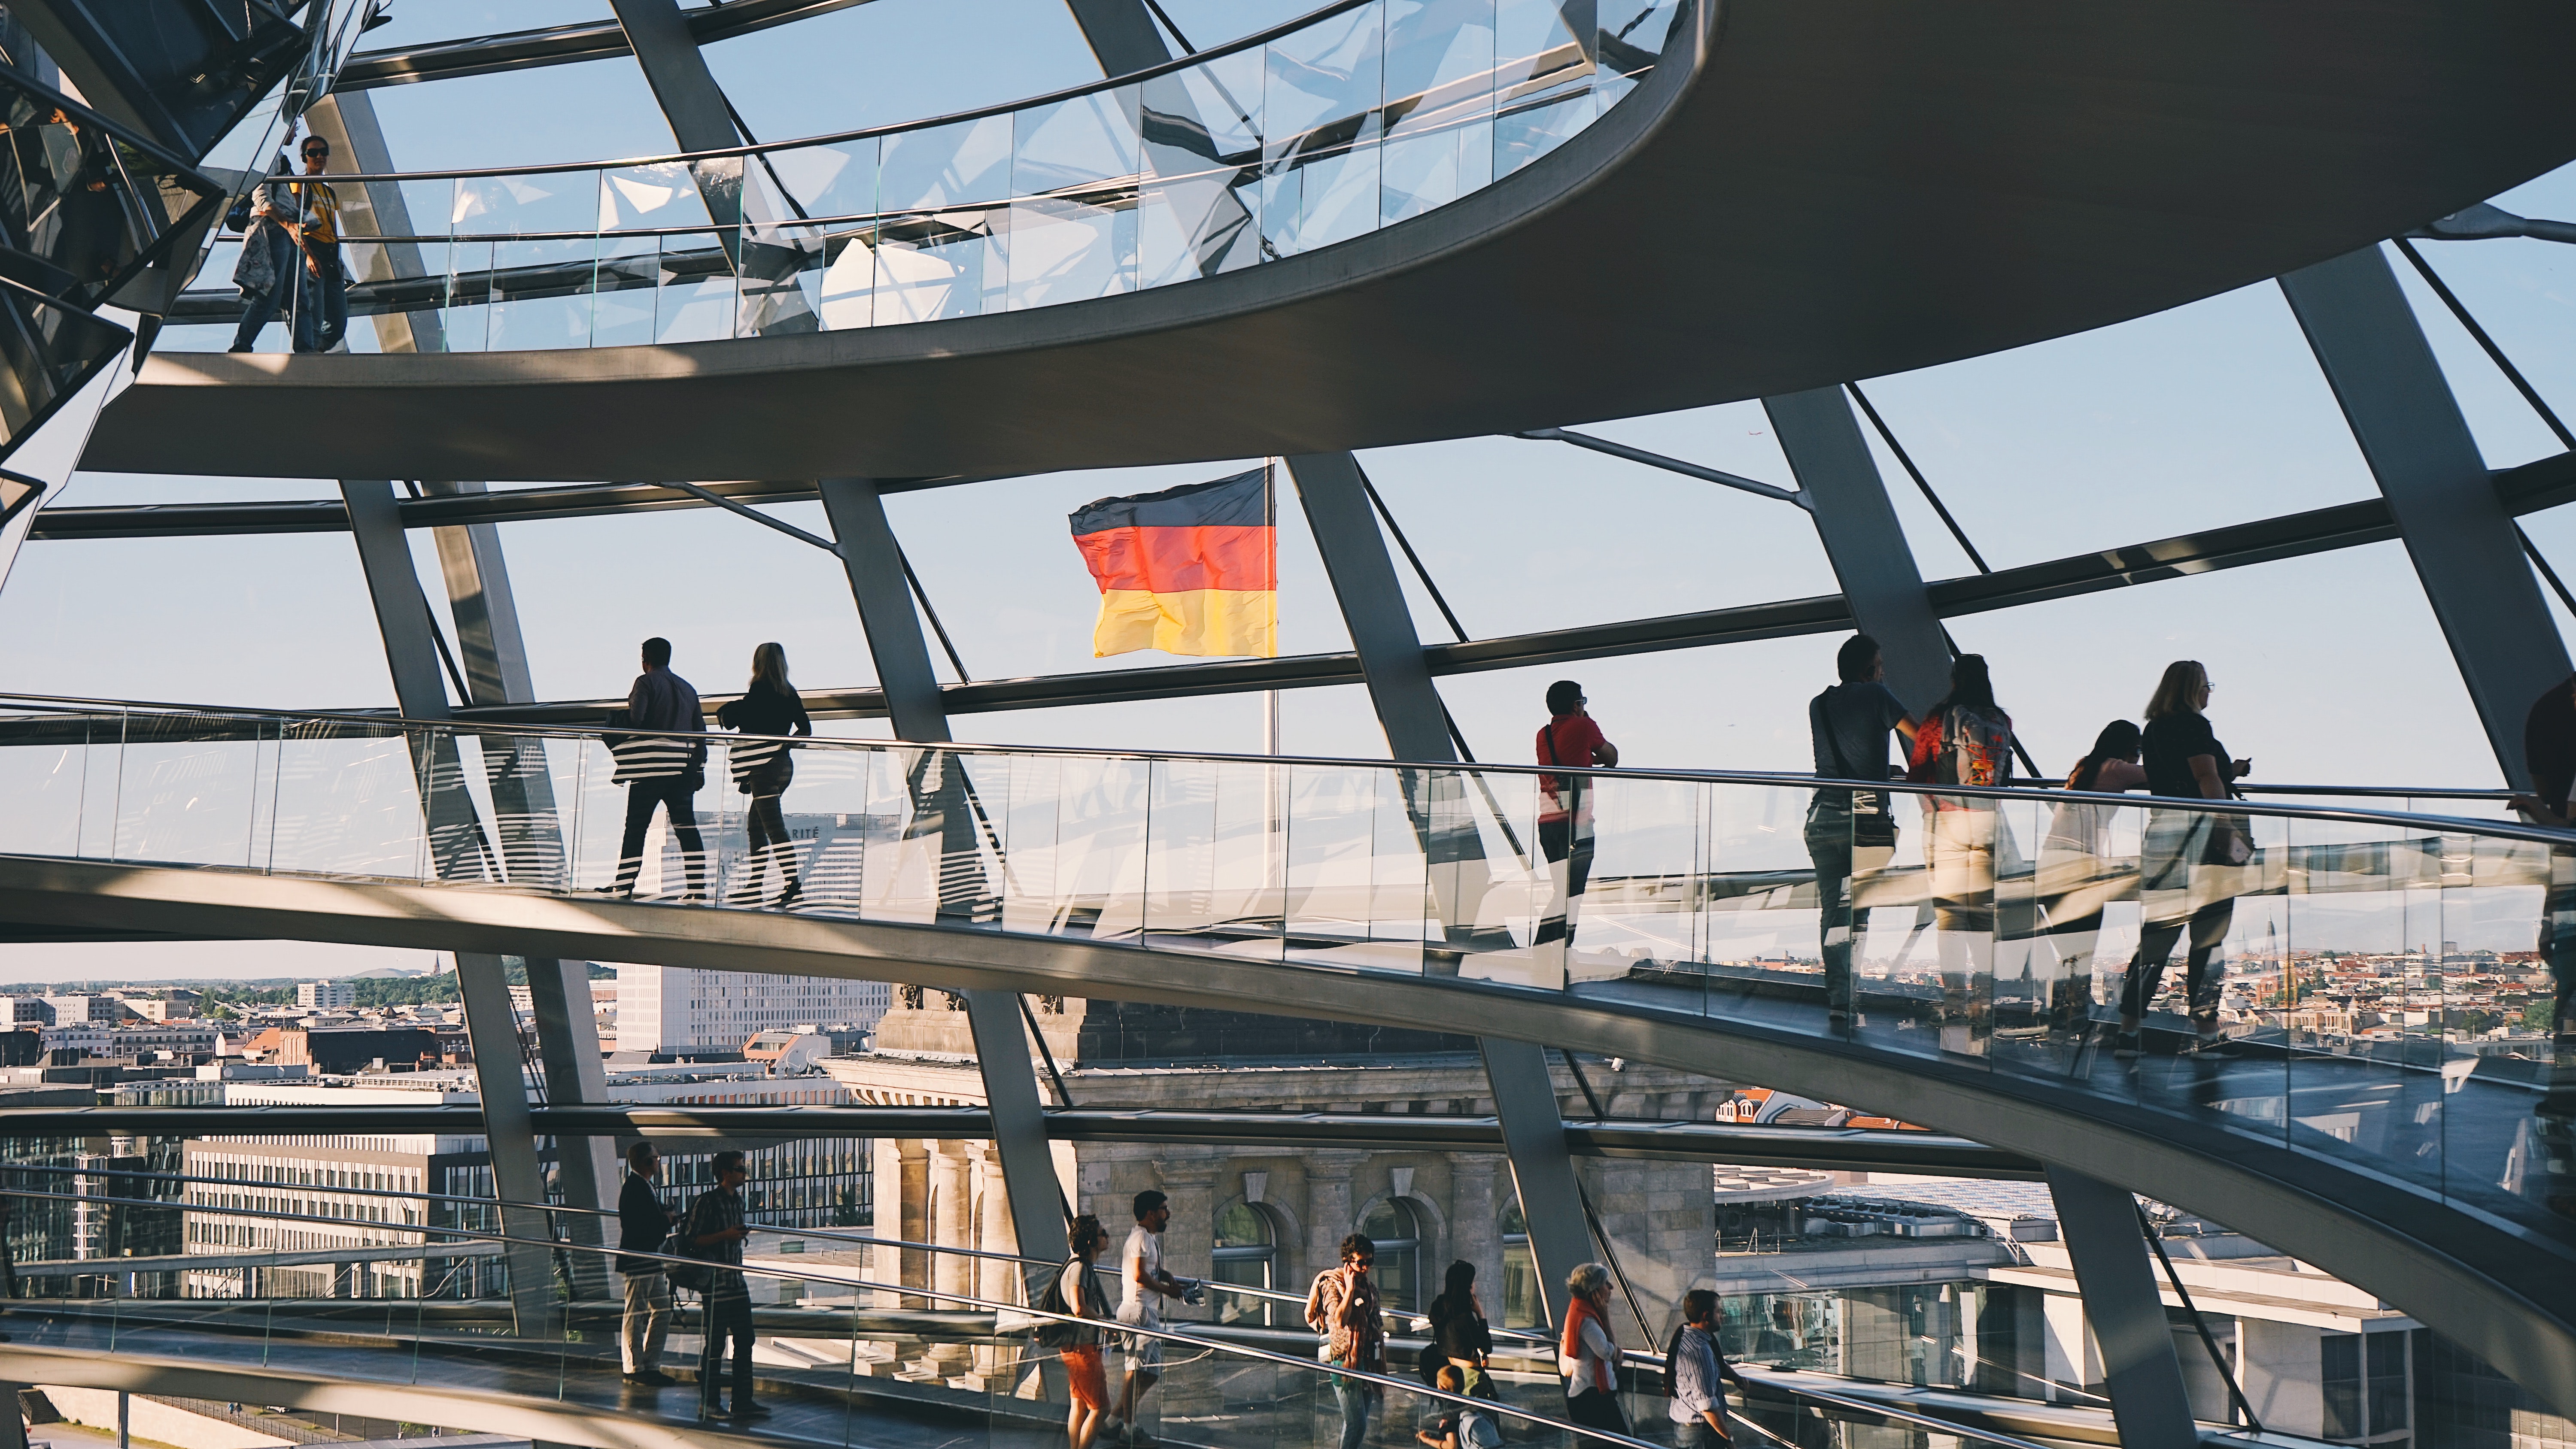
[6,0,2574,979]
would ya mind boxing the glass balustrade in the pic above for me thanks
[161,0,1691,353]
[0,1178,2069,1449]
[0,695,2568,1275]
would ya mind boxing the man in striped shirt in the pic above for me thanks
[611,637,708,898]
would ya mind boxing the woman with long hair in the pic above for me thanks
[1905,654,2018,1056]
[715,643,812,907]
[2116,660,2252,1058]
[1421,1260,1493,1397]
[2038,721,2146,1036]
[1058,1215,1111,1449]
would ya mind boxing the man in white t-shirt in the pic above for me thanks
[1105,1189,1200,1446]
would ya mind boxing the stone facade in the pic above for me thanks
[823,993,1726,1345]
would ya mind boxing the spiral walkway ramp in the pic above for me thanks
[4,3,2576,1449]
[73,0,2576,482]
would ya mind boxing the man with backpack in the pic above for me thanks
[680,1152,761,1419]
[1805,636,1918,1024]
[1663,1289,1744,1446]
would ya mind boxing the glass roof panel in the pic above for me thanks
[704,0,1101,144]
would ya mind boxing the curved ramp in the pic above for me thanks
[86,0,2576,482]
[0,850,2568,1421]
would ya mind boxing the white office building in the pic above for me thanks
[297,981,356,1009]
[614,965,887,1057]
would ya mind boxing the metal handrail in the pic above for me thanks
[223,0,1383,186]
[18,1182,2093,1449]
[0,690,2561,847]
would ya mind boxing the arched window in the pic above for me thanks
[1361,1198,1422,1315]
[1498,1201,1541,1329]
[1212,1201,1280,1325]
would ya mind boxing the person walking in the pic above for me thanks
[1664,1289,1744,1448]
[1536,681,1618,947]
[611,637,709,900]
[2037,721,2147,1036]
[1056,1214,1112,1449]
[1806,634,1919,1023]
[717,642,813,908]
[1906,655,2018,1056]
[682,1151,762,1419]
[1559,1263,1626,1435]
[1306,1233,1385,1449]
[1420,1260,1493,1398]
[1107,1190,1200,1446]
[617,1142,676,1387]
[2116,661,2252,1059]
[2512,673,2576,1043]
[227,121,303,353]
[285,131,347,352]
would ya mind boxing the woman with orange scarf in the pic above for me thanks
[1559,1263,1628,1434]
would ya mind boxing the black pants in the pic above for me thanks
[699,1292,754,1410]
[615,776,705,895]
[1566,1389,1628,1435]
[2120,900,2233,1023]
[1806,817,1855,1012]
[1536,819,1594,945]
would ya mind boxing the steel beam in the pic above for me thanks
[1286,452,1591,1334]
[339,479,562,1337]
[452,955,564,1338]
[1063,0,1172,73]
[606,0,742,153]
[1764,388,1952,714]
[814,475,1064,1264]
[2278,248,2573,788]
[2044,1166,2195,1449]
[817,477,948,744]
[1479,1040,1595,1330]
[1285,452,1452,762]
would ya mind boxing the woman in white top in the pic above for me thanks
[2039,721,2147,1037]
[1559,1262,1627,1434]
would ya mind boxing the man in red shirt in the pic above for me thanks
[1535,681,1617,946]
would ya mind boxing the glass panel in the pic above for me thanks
[1492,0,1595,176]
[1137,46,1267,288]
[1006,85,1140,309]
[1262,1,1387,257]
[1380,0,1497,223]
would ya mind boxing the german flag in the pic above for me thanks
[1070,467,1276,659]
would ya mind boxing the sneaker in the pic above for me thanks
[2113,1032,2142,1060]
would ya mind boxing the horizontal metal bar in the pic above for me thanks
[336,0,878,90]
[1518,427,1810,506]
[0,1103,2037,1175]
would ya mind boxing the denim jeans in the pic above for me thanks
[1333,1376,1374,1449]
[295,248,347,352]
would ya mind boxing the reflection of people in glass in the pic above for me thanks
[2116,661,2251,1060]
[716,643,811,908]
[1807,635,1918,1023]
[1534,680,1617,946]
[1906,655,2016,1056]
[2039,721,2145,1035]
[2508,673,2576,1220]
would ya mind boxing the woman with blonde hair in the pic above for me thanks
[1559,1263,1626,1434]
[715,643,812,907]
[2115,660,2252,1059]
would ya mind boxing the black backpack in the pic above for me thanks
[666,1196,717,1293]
[1035,1258,1098,1349]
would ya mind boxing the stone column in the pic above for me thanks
[927,1142,977,1379]
[1157,1155,1225,1417]
[1448,1155,1504,1321]
[1303,1151,1369,1292]
[971,1143,1021,1391]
